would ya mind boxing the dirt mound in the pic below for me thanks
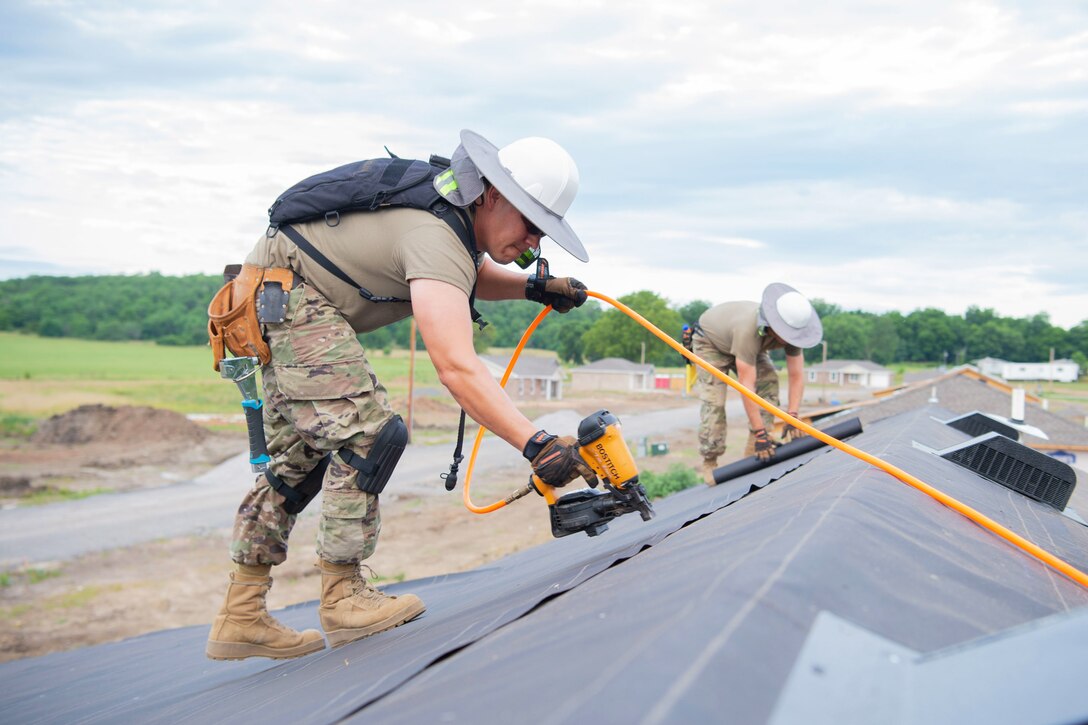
[388,395,461,429]
[32,404,212,446]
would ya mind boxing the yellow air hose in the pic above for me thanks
[460,290,1088,590]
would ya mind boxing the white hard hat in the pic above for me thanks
[498,137,579,218]
[760,283,823,348]
[437,129,587,262]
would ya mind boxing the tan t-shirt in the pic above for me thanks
[698,301,801,365]
[247,207,477,333]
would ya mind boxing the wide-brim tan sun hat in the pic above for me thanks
[760,282,824,348]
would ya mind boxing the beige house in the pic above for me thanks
[569,358,655,392]
[807,360,893,388]
[479,353,564,400]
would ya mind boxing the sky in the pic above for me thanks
[1,0,1086,328]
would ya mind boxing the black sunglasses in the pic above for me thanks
[521,214,544,238]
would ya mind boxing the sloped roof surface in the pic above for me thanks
[3,407,1087,723]
[849,373,1088,449]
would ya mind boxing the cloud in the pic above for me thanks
[575,249,1088,329]
[1,0,1086,332]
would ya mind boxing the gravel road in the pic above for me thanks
[0,404,711,568]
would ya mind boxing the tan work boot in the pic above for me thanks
[318,559,426,647]
[701,456,719,486]
[205,564,326,661]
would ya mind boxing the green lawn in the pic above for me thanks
[0,331,443,419]
[1,333,215,380]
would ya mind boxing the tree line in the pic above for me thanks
[1,274,1085,372]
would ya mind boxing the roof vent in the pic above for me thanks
[1011,387,1026,423]
[939,432,1076,510]
[943,411,1019,441]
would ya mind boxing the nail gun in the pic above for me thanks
[510,409,655,537]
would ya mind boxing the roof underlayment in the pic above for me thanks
[4,405,1087,724]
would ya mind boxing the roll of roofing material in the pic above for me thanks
[712,417,863,485]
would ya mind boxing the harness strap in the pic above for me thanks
[442,409,468,491]
[277,214,484,323]
[266,469,307,506]
[277,225,401,304]
[337,447,377,475]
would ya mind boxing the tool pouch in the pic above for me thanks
[207,264,295,371]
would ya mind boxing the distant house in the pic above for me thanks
[976,357,1080,383]
[569,358,655,392]
[974,357,1005,377]
[806,359,892,389]
[479,353,563,400]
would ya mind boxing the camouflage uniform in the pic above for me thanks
[231,283,394,567]
[693,332,780,460]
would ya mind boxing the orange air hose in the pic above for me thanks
[461,306,552,514]
[460,291,1088,590]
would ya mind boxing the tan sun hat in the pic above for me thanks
[759,283,823,348]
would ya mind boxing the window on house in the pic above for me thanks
[829,372,839,382]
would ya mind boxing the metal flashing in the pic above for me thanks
[771,607,1088,725]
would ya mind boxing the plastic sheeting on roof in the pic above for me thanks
[3,407,1087,724]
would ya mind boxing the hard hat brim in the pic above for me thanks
[459,129,589,263]
[761,282,824,348]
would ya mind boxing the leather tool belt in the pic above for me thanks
[207,264,295,371]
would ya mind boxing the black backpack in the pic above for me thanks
[266,154,483,324]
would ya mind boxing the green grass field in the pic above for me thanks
[2,331,1083,424]
[1,333,215,380]
[0,331,443,421]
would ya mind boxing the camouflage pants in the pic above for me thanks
[692,334,780,460]
[231,283,396,567]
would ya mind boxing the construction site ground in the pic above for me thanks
[0,389,724,663]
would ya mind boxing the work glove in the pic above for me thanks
[680,325,694,366]
[780,412,806,443]
[681,325,694,351]
[525,276,588,313]
[753,428,776,462]
[523,430,598,488]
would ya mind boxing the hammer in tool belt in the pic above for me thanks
[219,356,271,472]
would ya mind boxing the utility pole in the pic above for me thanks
[407,318,416,443]
[821,340,828,403]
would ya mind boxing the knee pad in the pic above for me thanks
[337,415,407,495]
[265,455,330,515]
